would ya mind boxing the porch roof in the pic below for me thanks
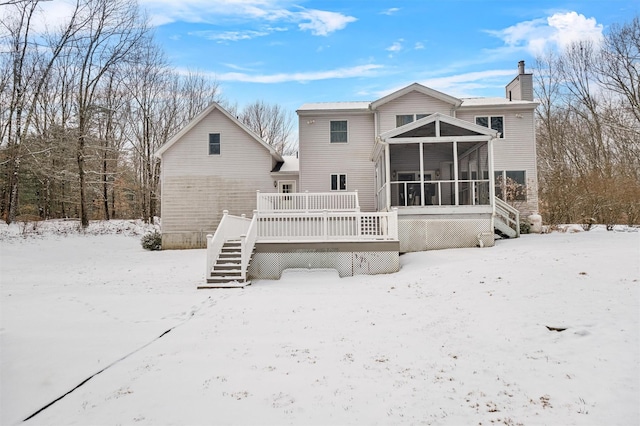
[379,112,499,142]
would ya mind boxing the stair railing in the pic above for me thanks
[240,212,258,281]
[494,197,520,237]
[206,211,251,280]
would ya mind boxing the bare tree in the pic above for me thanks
[69,0,147,228]
[535,15,640,225]
[0,0,89,223]
[239,100,295,155]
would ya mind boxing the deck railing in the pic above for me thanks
[256,210,398,241]
[257,191,360,213]
[240,214,258,280]
[387,179,491,207]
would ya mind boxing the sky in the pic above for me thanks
[38,0,637,111]
[141,0,636,111]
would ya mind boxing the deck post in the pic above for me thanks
[390,208,399,240]
[205,234,214,279]
[323,210,328,240]
[240,233,247,280]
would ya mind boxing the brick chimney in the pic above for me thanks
[506,60,533,101]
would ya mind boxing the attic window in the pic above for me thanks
[209,133,220,155]
[330,120,348,143]
[396,114,429,127]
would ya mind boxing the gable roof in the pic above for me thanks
[155,102,284,161]
[379,112,498,140]
[371,83,462,110]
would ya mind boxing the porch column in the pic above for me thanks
[453,140,459,206]
[488,137,496,213]
[385,142,391,211]
[419,142,425,206]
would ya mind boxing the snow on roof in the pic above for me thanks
[297,97,537,112]
[279,155,299,173]
[297,101,371,111]
[270,155,299,174]
[460,97,536,107]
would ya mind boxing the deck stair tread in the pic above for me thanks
[203,238,255,289]
[494,217,517,238]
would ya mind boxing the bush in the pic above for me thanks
[519,221,531,234]
[141,231,162,251]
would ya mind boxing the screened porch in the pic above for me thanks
[373,113,498,213]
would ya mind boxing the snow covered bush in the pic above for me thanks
[519,221,531,234]
[141,231,162,251]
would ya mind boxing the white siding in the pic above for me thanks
[376,91,455,134]
[457,108,539,215]
[160,108,276,248]
[298,113,376,211]
[506,74,533,102]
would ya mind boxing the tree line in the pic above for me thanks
[534,16,640,226]
[2,2,638,227]
[0,0,294,227]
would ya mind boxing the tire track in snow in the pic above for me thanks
[22,294,228,422]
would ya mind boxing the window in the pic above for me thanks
[475,116,504,138]
[331,173,347,191]
[396,113,430,127]
[208,133,220,155]
[396,115,413,127]
[495,170,526,201]
[330,120,348,143]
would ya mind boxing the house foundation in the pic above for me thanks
[398,216,494,252]
[248,241,400,279]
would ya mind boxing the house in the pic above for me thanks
[156,61,539,287]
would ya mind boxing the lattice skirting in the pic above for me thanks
[398,217,494,252]
[248,248,399,279]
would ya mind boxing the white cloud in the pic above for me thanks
[297,9,357,36]
[139,0,356,36]
[188,31,270,42]
[386,41,403,53]
[547,11,604,49]
[378,69,517,99]
[214,64,383,83]
[486,11,604,56]
[189,30,270,42]
[381,8,400,16]
[414,42,424,50]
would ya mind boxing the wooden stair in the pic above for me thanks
[199,239,253,289]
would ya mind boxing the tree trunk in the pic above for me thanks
[77,132,88,228]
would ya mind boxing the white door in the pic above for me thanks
[277,180,296,209]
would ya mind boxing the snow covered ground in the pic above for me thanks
[1,221,638,425]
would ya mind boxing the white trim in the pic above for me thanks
[330,173,348,191]
[208,133,221,156]
[395,113,431,128]
[474,114,505,139]
[278,180,296,194]
[329,119,349,144]
[371,83,462,109]
[155,102,284,161]
[380,112,498,140]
